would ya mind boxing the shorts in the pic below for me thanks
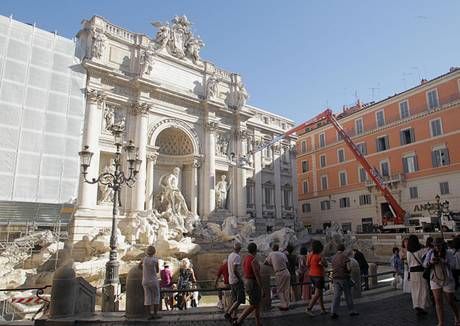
[143,282,160,305]
[245,278,261,306]
[230,280,246,305]
[310,276,325,290]
[430,279,455,293]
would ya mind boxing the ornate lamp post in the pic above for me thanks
[78,124,141,312]
[427,194,450,239]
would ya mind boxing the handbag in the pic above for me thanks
[410,252,431,280]
[422,266,431,280]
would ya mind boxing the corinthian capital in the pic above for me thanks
[206,121,219,132]
[147,152,158,164]
[86,88,105,104]
[192,156,202,168]
[130,101,151,116]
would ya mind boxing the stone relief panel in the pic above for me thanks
[102,103,126,133]
[216,132,231,158]
[152,15,204,65]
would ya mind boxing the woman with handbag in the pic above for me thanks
[423,237,460,326]
[406,235,430,316]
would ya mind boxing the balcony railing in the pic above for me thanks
[365,174,405,187]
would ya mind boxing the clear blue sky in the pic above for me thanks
[2,0,459,124]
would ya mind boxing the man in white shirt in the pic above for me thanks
[225,242,245,321]
[264,243,290,310]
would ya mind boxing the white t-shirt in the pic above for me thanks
[227,252,242,284]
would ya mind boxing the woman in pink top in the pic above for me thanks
[160,263,173,310]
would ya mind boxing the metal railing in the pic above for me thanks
[0,270,397,320]
[0,285,51,321]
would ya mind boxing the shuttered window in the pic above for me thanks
[432,148,450,167]
[402,155,418,173]
[400,128,415,145]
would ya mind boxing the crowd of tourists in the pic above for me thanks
[217,240,364,325]
[139,235,460,325]
[391,235,460,326]
[140,245,200,319]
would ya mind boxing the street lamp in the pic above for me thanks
[427,194,450,239]
[78,124,141,312]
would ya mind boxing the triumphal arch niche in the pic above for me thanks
[71,15,297,241]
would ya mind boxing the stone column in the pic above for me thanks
[191,156,201,215]
[131,101,150,212]
[77,89,104,209]
[273,144,282,219]
[289,143,299,221]
[145,152,157,210]
[254,137,263,218]
[203,121,218,217]
[235,128,248,218]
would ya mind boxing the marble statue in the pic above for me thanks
[152,15,204,65]
[157,167,189,216]
[323,222,357,256]
[152,23,170,49]
[104,106,114,131]
[252,227,297,252]
[216,133,230,158]
[235,81,249,109]
[185,35,204,65]
[215,175,230,209]
[98,164,115,204]
[140,42,155,75]
[206,73,219,99]
[234,219,256,244]
[226,80,249,110]
[91,29,107,59]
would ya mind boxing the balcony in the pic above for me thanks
[365,173,405,189]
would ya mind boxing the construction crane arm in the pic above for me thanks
[251,108,406,225]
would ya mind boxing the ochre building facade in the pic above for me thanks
[296,68,460,233]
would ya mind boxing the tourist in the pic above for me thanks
[401,237,411,294]
[348,251,362,298]
[330,244,359,319]
[233,242,263,326]
[215,259,230,310]
[225,242,245,322]
[352,248,369,290]
[177,258,197,310]
[390,247,403,289]
[298,246,311,301]
[426,237,434,250]
[305,240,327,316]
[264,243,291,311]
[406,235,430,315]
[452,236,460,290]
[286,243,298,301]
[160,262,173,311]
[141,245,161,319]
[423,237,460,326]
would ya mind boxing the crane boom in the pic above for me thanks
[252,109,406,225]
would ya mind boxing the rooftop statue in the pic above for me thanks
[152,15,204,65]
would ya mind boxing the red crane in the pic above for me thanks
[253,109,406,226]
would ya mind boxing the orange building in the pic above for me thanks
[296,68,460,233]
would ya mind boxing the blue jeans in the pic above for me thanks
[331,278,354,314]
